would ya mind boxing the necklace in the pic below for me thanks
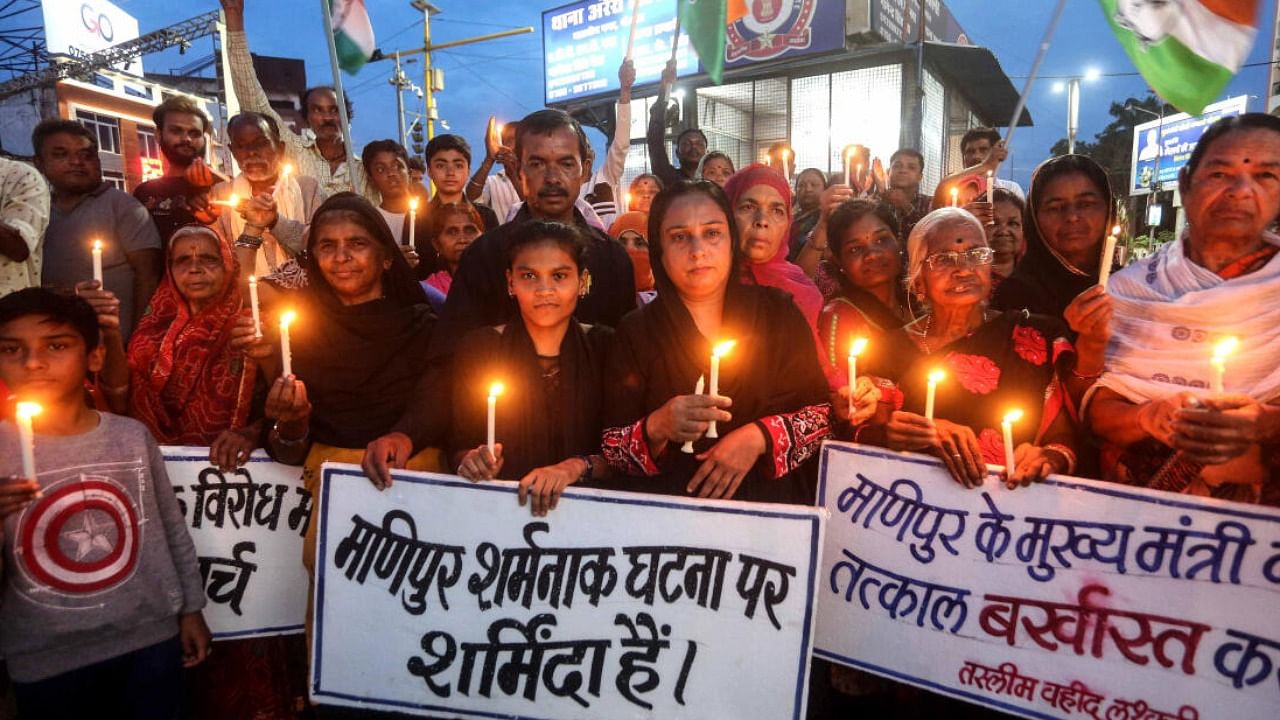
[915,308,993,354]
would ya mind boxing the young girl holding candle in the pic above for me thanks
[450,220,613,516]
[600,180,830,504]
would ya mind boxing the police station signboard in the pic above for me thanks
[41,0,143,75]
[543,0,846,106]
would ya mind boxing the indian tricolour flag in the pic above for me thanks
[331,0,375,75]
[1100,0,1259,114]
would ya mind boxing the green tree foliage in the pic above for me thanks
[1051,95,1176,197]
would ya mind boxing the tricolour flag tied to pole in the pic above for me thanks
[1099,0,1259,114]
[330,0,375,75]
[680,0,748,85]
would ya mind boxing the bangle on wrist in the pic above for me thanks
[235,233,263,250]
[272,421,308,446]
[1041,443,1076,475]
[575,455,594,484]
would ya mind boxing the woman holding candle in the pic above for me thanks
[600,180,830,503]
[450,221,613,516]
[871,208,1086,488]
[992,155,1115,349]
[1085,114,1280,505]
[816,199,917,431]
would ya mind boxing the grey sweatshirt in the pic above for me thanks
[0,412,205,682]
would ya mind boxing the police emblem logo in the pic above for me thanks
[726,0,818,62]
[16,475,141,597]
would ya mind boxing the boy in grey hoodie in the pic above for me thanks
[0,288,210,719]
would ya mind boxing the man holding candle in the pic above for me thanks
[1086,113,1280,504]
[211,112,325,295]
[361,139,426,249]
[0,288,211,717]
[430,109,636,360]
[33,120,161,342]
[133,95,215,246]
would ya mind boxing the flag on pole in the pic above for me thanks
[1099,0,1259,114]
[330,0,376,74]
[679,0,748,85]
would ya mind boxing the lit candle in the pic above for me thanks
[842,146,854,190]
[1098,224,1120,286]
[847,337,867,417]
[780,148,791,185]
[924,369,945,421]
[1210,336,1238,394]
[91,240,103,285]
[986,170,995,204]
[275,163,292,199]
[854,163,863,193]
[487,382,504,455]
[623,190,631,212]
[247,275,262,338]
[279,310,296,378]
[1001,409,1023,478]
[950,186,959,207]
[407,196,419,248]
[16,401,41,480]
[681,374,706,454]
[210,193,240,208]
[707,340,736,438]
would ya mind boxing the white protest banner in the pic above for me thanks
[164,447,311,639]
[813,442,1280,720]
[311,463,824,719]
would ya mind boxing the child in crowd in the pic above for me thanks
[0,288,210,719]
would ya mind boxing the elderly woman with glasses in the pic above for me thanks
[863,208,1101,488]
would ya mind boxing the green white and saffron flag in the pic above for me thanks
[330,0,375,74]
[679,0,746,85]
[1099,0,1259,114]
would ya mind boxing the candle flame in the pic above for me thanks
[248,274,257,284]
[488,382,505,398]
[624,190,631,209]
[229,193,239,206]
[1112,224,1122,236]
[842,145,854,160]
[496,122,504,137]
[92,239,102,252]
[409,196,419,212]
[850,337,868,356]
[281,163,293,177]
[928,369,946,383]
[712,340,736,358]
[781,148,789,159]
[279,310,296,329]
[15,401,42,420]
[1003,408,1024,424]
[1212,336,1238,362]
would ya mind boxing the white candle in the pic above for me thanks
[707,340,736,439]
[487,382,504,455]
[681,374,706,454]
[780,149,791,185]
[1001,409,1023,478]
[924,369,945,421]
[986,170,995,203]
[248,275,262,338]
[91,240,103,285]
[847,337,867,417]
[279,310,296,378]
[16,401,41,480]
[1098,225,1120,286]
[1210,336,1238,394]
[854,163,863,193]
[407,197,418,248]
[950,187,959,208]
[623,190,631,212]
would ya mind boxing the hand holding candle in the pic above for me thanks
[1001,409,1023,480]
[487,382,504,455]
[986,170,995,203]
[1098,224,1120,287]
[707,340,736,439]
[16,401,41,481]
[279,310,296,378]
[274,164,292,199]
[924,369,945,421]
[91,240,103,285]
[847,337,867,417]
[681,374,706,454]
[1210,336,1238,394]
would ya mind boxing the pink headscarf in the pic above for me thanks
[723,164,824,328]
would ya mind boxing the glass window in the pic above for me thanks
[921,70,945,195]
[102,170,126,190]
[828,65,903,175]
[75,109,121,155]
[138,126,163,182]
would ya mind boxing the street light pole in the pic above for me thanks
[393,51,407,147]
[1067,78,1080,154]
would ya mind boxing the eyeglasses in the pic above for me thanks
[923,246,994,271]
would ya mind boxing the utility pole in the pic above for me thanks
[377,1,532,141]
[392,51,407,147]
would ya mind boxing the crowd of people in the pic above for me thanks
[0,2,1278,716]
